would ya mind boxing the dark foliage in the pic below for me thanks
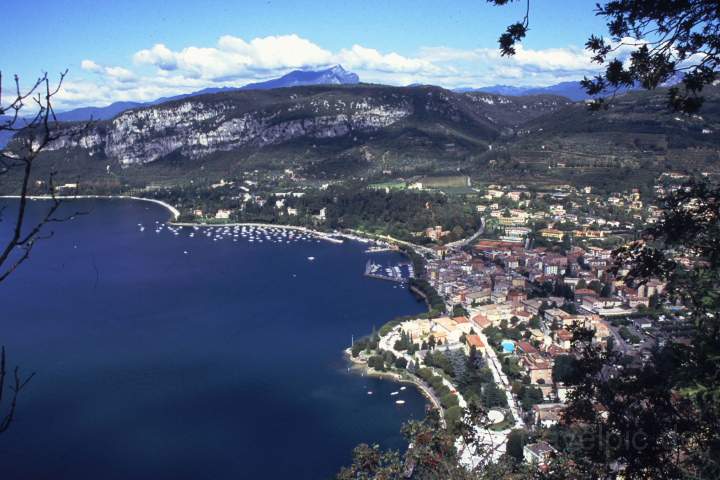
[546,181,720,478]
[489,0,720,112]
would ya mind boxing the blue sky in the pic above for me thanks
[3,0,613,109]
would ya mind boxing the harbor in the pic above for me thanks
[364,260,415,284]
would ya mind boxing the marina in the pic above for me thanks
[136,222,325,246]
[170,221,344,244]
[364,260,415,284]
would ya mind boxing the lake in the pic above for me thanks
[0,199,428,479]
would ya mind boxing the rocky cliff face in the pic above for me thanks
[35,85,571,167]
[46,95,414,165]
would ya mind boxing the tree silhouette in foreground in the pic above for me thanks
[489,0,719,112]
[0,347,34,434]
[0,71,79,434]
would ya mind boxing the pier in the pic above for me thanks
[364,245,399,253]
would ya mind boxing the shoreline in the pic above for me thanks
[1,195,345,245]
[2,195,436,253]
[344,349,446,427]
[0,194,181,220]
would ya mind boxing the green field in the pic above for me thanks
[419,175,471,189]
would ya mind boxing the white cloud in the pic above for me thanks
[133,43,178,71]
[55,34,641,109]
[133,35,334,81]
[337,45,439,74]
[416,43,603,87]
[80,59,102,73]
[81,59,135,83]
[218,34,332,69]
[131,34,426,82]
[509,44,593,71]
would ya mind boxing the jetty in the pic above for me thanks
[364,245,399,253]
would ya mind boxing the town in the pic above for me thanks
[347,172,696,470]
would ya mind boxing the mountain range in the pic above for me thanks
[453,81,642,101]
[460,73,688,101]
[7,80,718,195]
[455,82,595,101]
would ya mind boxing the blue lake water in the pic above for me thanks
[0,199,427,479]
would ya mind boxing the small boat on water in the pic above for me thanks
[400,386,406,391]
[390,391,399,396]
[367,391,373,395]
[308,256,315,261]
[395,400,405,405]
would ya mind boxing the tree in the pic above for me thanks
[561,302,578,315]
[452,303,468,317]
[548,181,720,478]
[506,429,529,462]
[336,443,402,480]
[0,347,35,434]
[367,355,385,371]
[482,382,508,408]
[588,280,603,295]
[648,292,661,310]
[1,71,77,281]
[551,354,581,384]
[0,71,77,436]
[519,385,544,411]
[489,0,719,113]
[451,225,465,239]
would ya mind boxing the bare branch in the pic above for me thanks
[0,346,35,434]
[0,70,79,285]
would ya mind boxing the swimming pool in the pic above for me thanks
[501,340,515,353]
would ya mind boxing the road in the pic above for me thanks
[607,324,631,355]
[345,229,438,258]
[444,218,485,250]
[475,328,525,431]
